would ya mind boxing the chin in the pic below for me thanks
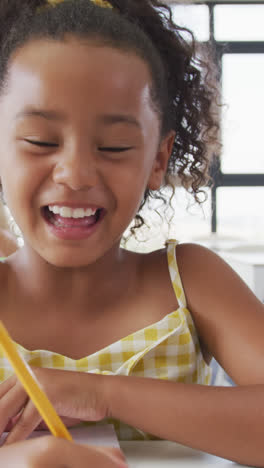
[40,249,98,269]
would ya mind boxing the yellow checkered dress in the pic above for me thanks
[0,240,211,440]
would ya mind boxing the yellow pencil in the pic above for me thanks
[0,320,72,441]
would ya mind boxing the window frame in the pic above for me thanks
[206,1,264,232]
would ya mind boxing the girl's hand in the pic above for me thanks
[5,414,82,432]
[0,368,108,444]
[0,436,128,468]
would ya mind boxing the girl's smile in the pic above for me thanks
[0,38,172,267]
[42,204,106,241]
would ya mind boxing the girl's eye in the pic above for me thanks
[24,139,58,148]
[23,141,133,152]
[99,147,133,153]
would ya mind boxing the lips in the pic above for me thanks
[41,206,105,241]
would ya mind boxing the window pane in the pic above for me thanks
[215,5,264,41]
[217,187,263,241]
[170,5,209,42]
[221,54,264,174]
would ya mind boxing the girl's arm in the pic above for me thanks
[105,375,264,467]
[5,367,262,466]
[102,244,264,467]
[176,243,264,387]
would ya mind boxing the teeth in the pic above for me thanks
[73,208,84,218]
[86,208,95,216]
[48,205,97,218]
[60,207,72,217]
[53,206,60,214]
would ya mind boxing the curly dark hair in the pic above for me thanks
[0,0,219,238]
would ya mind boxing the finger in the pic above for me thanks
[35,417,82,431]
[29,437,128,468]
[0,438,37,467]
[0,385,28,436]
[0,375,16,399]
[95,446,128,465]
[0,437,56,468]
[92,446,127,462]
[102,447,127,462]
[83,445,128,468]
[4,411,23,432]
[64,442,129,468]
[4,400,42,445]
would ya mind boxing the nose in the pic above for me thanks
[52,147,98,191]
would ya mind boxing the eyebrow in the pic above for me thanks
[98,114,141,130]
[15,108,141,129]
[15,109,65,122]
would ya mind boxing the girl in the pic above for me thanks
[0,0,263,466]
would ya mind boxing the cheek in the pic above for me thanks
[111,159,149,192]
[110,147,155,194]
[0,150,42,216]
[111,169,148,222]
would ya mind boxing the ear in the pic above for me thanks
[147,130,176,191]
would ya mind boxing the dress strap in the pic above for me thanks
[166,239,187,308]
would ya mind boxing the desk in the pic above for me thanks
[120,441,252,467]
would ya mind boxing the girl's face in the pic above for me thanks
[0,38,174,267]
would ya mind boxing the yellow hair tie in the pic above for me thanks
[46,0,113,8]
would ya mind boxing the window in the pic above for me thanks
[217,187,264,240]
[214,5,264,41]
[170,4,210,42]
[210,2,264,239]
[221,53,264,174]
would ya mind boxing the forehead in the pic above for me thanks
[4,38,156,123]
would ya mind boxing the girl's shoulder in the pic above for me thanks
[152,240,240,290]
[168,242,264,385]
[157,240,262,312]
[146,240,220,285]
[137,241,216,311]
[147,239,263,326]
[169,240,251,298]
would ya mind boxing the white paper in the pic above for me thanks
[1,425,119,448]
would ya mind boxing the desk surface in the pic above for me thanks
[120,441,252,467]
